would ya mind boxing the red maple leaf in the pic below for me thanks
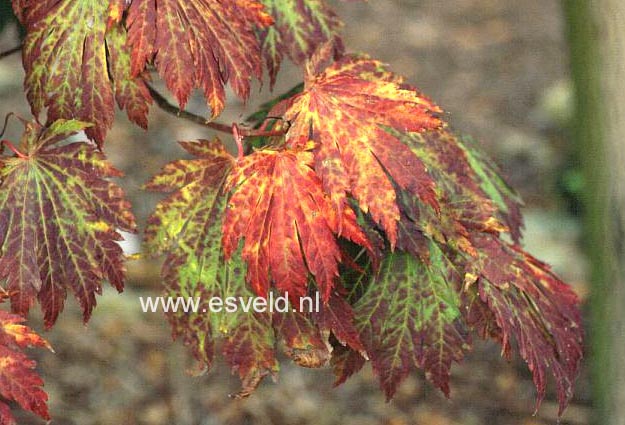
[127,0,273,116]
[222,145,371,302]
[0,120,136,327]
[0,310,52,425]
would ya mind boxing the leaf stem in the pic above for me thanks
[232,124,244,160]
[1,140,28,159]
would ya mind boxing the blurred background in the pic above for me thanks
[2,0,623,423]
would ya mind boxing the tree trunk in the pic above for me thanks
[563,1,625,423]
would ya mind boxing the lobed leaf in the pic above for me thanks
[145,139,233,366]
[351,245,470,399]
[0,310,51,425]
[0,119,136,327]
[145,140,279,395]
[222,146,371,302]
[465,235,583,414]
[126,0,273,116]
[18,0,151,145]
[278,55,443,246]
[259,0,343,85]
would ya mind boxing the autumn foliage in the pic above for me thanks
[0,309,51,425]
[0,0,583,422]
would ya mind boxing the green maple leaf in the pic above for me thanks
[145,139,278,396]
[0,119,136,327]
[351,245,469,399]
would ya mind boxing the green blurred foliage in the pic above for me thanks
[0,0,23,38]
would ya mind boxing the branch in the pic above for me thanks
[0,46,21,60]
[147,84,289,139]
[0,47,289,144]
[0,48,232,133]
[146,84,233,134]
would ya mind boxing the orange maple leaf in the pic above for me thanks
[222,146,370,301]
[279,55,444,246]
[0,311,52,425]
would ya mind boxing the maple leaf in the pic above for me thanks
[327,126,513,262]
[259,0,343,85]
[400,129,523,242]
[18,1,152,145]
[0,119,136,327]
[0,310,52,425]
[222,146,371,302]
[145,139,278,395]
[278,55,444,246]
[330,342,366,387]
[106,25,153,130]
[312,291,363,352]
[464,234,583,414]
[126,0,273,116]
[144,139,234,367]
[273,309,330,368]
[351,245,470,399]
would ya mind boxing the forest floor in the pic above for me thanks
[0,0,591,424]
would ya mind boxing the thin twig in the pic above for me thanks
[147,84,289,139]
[0,113,15,139]
[0,48,288,144]
[0,45,21,60]
[146,84,233,134]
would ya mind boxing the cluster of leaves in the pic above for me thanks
[146,53,583,412]
[13,0,342,146]
[0,0,583,422]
